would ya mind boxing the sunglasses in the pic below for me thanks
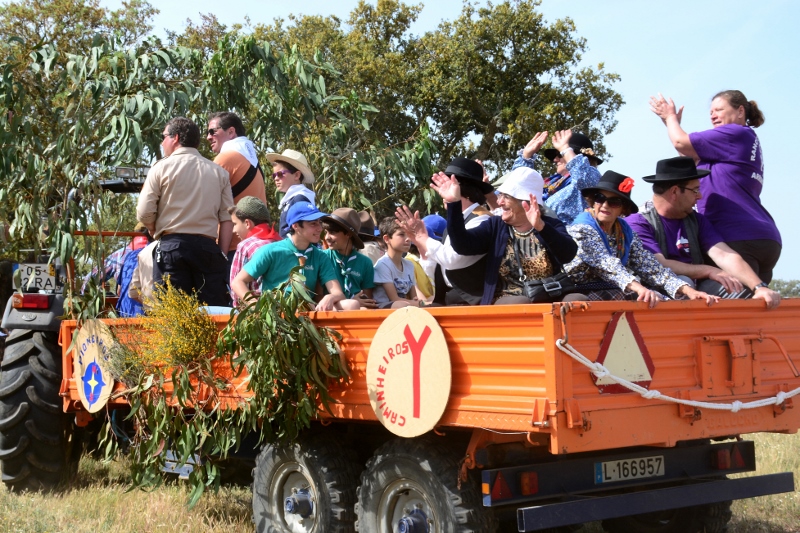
[161,132,173,139]
[272,169,294,179]
[206,127,220,136]
[593,193,624,208]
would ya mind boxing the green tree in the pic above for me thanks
[770,279,800,298]
[0,27,433,313]
[249,0,623,172]
[0,0,160,263]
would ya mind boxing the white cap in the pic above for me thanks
[496,167,544,204]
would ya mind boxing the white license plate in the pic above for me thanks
[14,263,57,291]
[595,455,665,484]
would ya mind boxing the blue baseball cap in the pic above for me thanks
[423,214,447,242]
[286,202,329,227]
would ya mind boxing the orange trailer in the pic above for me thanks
[50,299,800,532]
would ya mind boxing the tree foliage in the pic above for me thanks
[0,1,434,313]
[770,279,800,298]
[252,0,623,172]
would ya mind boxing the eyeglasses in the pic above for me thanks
[161,132,173,139]
[206,127,220,136]
[497,192,521,203]
[272,169,294,179]
[593,193,624,208]
[679,185,701,196]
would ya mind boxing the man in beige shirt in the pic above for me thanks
[136,117,234,306]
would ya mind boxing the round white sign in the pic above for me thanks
[366,307,451,438]
[73,319,115,413]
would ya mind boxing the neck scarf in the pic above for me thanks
[573,210,633,266]
[332,250,359,297]
[543,172,570,200]
[292,242,313,273]
[247,223,281,243]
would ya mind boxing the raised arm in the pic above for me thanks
[650,93,698,160]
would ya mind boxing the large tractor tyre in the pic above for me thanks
[355,436,498,533]
[252,434,360,533]
[0,329,78,492]
[602,500,733,533]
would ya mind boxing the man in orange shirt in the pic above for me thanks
[206,112,269,263]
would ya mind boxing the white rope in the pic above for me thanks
[555,339,800,412]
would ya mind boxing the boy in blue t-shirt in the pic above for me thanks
[231,202,359,311]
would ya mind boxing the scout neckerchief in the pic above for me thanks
[332,250,359,297]
[293,243,313,274]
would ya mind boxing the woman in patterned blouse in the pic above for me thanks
[564,171,718,307]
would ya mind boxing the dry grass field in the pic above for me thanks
[1,432,798,532]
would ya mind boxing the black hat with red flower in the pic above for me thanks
[581,171,639,213]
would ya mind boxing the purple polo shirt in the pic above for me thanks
[627,211,724,264]
[689,124,781,244]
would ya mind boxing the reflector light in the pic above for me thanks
[712,444,748,470]
[490,472,513,501]
[481,482,490,495]
[519,471,539,496]
[11,293,51,309]
[731,444,746,468]
[713,449,731,470]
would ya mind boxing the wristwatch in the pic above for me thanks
[753,282,769,291]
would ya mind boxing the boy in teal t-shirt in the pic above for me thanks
[321,208,376,308]
[231,202,359,311]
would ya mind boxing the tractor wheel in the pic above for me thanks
[0,329,78,492]
[602,500,733,533]
[355,436,498,533]
[252,434,360,533]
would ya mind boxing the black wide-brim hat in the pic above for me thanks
[443,157,495,195]
[542,132,604,164]
[582,170,639,213]
[643,156,711,183]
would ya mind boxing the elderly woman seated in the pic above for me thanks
[431,167,579,305]
[564,171,718,307]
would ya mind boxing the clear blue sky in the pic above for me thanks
[102,0,800,280]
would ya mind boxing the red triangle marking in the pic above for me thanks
[491,471,513,501]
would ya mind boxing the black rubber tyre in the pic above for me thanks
[602,500,733,533]
[355,436,498,533]
[252,434,360,533]
[0,329,78,492]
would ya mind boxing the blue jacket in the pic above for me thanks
[445,202,578,304]
[115,248,145,317]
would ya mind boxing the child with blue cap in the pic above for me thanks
[231,202,359,311]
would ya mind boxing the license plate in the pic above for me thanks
[13,263,57,291]
[595,455,665,484]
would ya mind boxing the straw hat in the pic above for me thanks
[265,149,315,184]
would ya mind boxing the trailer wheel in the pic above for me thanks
[252,434,359,533]
[355,436,498,533]
[601,500,733,533]
[0,329,78,492]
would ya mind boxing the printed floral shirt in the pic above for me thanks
[564,223,687,298]
[512,151,601,225]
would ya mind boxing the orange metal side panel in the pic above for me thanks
[549,299,800,453]
[60,299,800,456]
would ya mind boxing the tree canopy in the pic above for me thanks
[0,0,622,304]
[253,0,623,171]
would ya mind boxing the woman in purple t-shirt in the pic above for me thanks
[649,90,781,283]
